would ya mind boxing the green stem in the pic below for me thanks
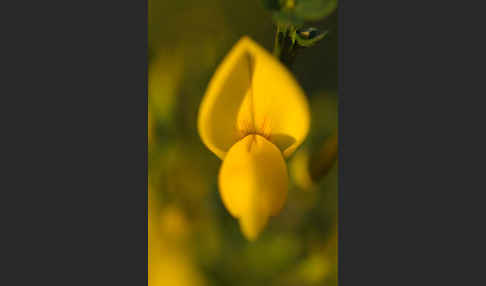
[272,24,299,69]
[273,24,281,57]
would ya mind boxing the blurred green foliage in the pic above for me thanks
[264,0,338,25]
[149,0,338,285]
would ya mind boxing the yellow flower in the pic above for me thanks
[198,36,310,240]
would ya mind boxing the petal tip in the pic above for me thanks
[236,35,255,46]
[240,222,261,241]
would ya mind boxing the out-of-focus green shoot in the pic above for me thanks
[309,132,338,182]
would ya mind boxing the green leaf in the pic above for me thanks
[295,0,337,21]
[272,0,337,26]
[295,27,328,47]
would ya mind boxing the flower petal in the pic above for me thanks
[198,36,310,159]
[198,37,255,159]
[218,134,288,240]
[246,38,310,158]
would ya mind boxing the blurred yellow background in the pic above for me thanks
[149,1,338,285]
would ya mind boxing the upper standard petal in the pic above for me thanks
[198,36,310,159]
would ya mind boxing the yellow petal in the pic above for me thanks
[218,134,288,240]
[198,36,310,159]
[248,39,310,158]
